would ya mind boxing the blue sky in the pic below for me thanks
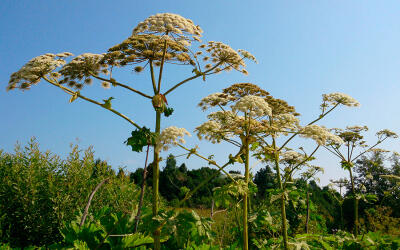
[1,1,399,186]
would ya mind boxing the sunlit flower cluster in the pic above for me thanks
[132,13,203,41]
[300,124,344,145]
[195,110,265,143]
[103,34,193,67]
[7,53,72,91]
[195,120,224,143]
[231,95,272,117]
[280,151,305,165]
[376,129,398,139]
[261,113,300,136]
[346,125,368,133]
[156,126,191,151]
[59,53,107,89]
[238,49,257,63]
[199,41,254,75]
[322,92,360,107]
[368,148,390,153]
[198,92,236,111]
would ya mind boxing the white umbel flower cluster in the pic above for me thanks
[232,95,272,117]
[300,124,344,145]
[346,125,368,132]
[376,129,398,139]
[198,92,236,111]
[195,120,224,143]
[323,93,360,107]
[270,114,300,134]
[65,53,104,70]
[204,41,251,74]
[238,49,257,63]
[156,126,191,151]
[132,13,203,39]
[7,53,72,91]
[280,151,305,164]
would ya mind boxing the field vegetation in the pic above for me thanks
[2,12,400,249]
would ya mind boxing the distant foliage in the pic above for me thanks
[0,138,144,248]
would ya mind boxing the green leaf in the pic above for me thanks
[121,233,153,248]
[163,107,174,117]
[125,127,156,152]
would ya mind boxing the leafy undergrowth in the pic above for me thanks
[253,231,400,250]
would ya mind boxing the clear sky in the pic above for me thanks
[1,0,399,186]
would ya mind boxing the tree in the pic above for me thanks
[253,166,276,198]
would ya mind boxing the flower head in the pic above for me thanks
[157,126,191,151]
[198,92,236,111]
[7,53,72,91]
[280,151,305,165]
[231,95,272,117]
[300,124,344,145]
[377,129,398,139]
[59,53,107,89]
[198,41,254,75]
[322,92,360,107]
[132,13,203,41]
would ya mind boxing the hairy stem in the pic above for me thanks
[272,137,288,250]
[348,167,358,236]
[243,136,250,250]
[153,111,161,250]
[134,145,150,232]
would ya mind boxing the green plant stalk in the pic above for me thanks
[134,144,150,232]
[305,185,310,234]
[243,137,250,250]
[155,151,242,233]
[153,111,161,250]
[272,137,288,250]
[348,167,358,237]
[340,203,344,230]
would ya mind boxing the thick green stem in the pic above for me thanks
[272,138,288,250]
[305,186,310,234]
[243,138,250,250]
[348,167,358,237]
[340,203,344,230]
[153,111,161,250]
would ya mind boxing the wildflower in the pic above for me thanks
[7,53,71,91]
[156,126,191,151]
[132,13,203,41]
[195,120,226,144]
[300,124,344,145]
[280,151,305,164]
[231,95,272,117]
[322,92,360,107]
[368,148,390,153]
[347,125,368,132]
[198,92,236,111]
[376,129,398,139]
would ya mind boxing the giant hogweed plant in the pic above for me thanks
[323,125,398,236]
[6,13,255,249]
[194,84,361,249]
